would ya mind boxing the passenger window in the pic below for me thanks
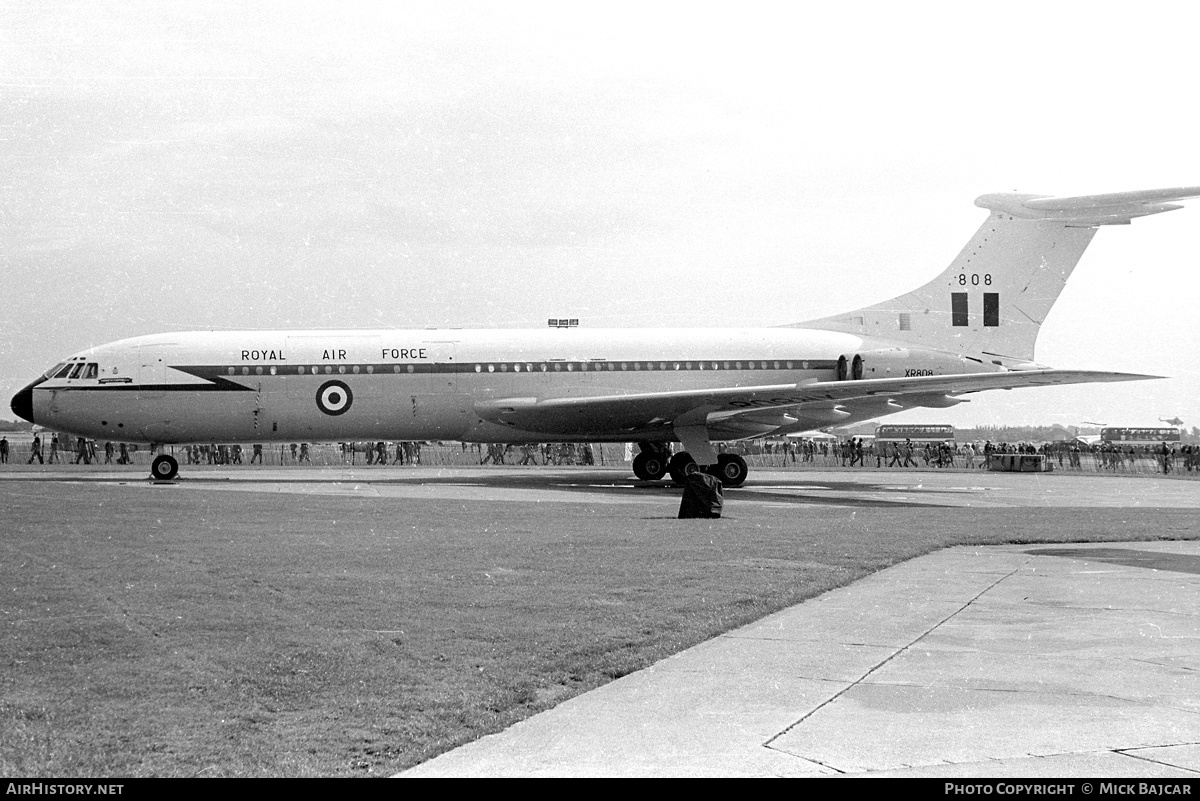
[67,364,85,379]
[83,364,98,379]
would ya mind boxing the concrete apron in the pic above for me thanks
[401,541,1200,777]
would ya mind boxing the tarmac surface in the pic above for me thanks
[3,464,1199,777]
[402,539,1200,777]
[4,462,1199,511]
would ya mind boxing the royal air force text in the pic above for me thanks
[239,348,428,361]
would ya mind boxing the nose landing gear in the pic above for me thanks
[150,454,179,481]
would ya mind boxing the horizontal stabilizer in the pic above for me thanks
[977,187,1200,226]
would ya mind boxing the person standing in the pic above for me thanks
[0,435,8,464]
[48,433,60,463]
[28,434,44,464]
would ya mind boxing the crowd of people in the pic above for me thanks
[3,431,1199,475]
[751,437,1199,474]
[5,432,134,465]
[478,442,595,466]
[755,437,976,468]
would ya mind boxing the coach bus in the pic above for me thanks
[874,424,955,443]
[1100,427,1181,445]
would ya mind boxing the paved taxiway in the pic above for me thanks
[4,464,1198,510]
[403,539,1200,777]
[4,465,1199,776]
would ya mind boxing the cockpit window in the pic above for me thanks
[44,362,68,379]
[67,363,85,379]
[82,363,98,379]
[54,364,75,379]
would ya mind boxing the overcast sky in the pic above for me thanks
[2,1,1198,428]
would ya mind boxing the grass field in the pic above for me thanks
[2,474,1198,776]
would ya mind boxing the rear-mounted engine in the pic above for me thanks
[835,347,994,380]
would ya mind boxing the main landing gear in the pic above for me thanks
[710,453,748,487]
[632,443,748,487]
[631,445,669,481]
[150,454,179,481]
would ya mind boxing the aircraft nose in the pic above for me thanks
[10,381,39,424]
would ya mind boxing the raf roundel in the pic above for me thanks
[316,380,353,416]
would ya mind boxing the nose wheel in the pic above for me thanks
[150,454,179,481]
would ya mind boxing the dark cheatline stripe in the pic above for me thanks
[41,359,841,393]
[168,366,259,390]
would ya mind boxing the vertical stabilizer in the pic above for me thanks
[792,187,1200,363]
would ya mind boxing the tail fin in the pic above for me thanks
[793,187,1200,364]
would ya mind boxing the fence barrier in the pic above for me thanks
[1,439,1196,476]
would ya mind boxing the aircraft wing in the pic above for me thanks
[473,369,1159,436]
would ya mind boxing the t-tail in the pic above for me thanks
[793,187,1200,365]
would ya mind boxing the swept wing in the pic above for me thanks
[474,369,1157,435]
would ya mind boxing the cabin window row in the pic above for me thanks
[224,365,419,376]
[222,360,814,377]
[469,360,806,373]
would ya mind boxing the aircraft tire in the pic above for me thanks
[632,451,668,482]
[668,452,696,484]
[716,454,748,487]
[151,454,179,481]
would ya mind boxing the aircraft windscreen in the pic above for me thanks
[43,362,68,379]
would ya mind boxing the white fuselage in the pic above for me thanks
[28,327,891,445]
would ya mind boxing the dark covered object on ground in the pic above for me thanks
[679,472,723,518]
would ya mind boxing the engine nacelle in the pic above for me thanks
[836,347,994,380]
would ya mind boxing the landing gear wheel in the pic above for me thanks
[668,452,696,484]
[150,454,179,481]
[715,454,748,487]
[632,451,668,481]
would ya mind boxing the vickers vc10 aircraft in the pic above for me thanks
[10,187,1199,484]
